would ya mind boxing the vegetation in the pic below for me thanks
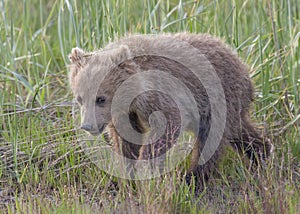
[0,0,299,213]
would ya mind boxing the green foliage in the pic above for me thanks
[0,0,299,213]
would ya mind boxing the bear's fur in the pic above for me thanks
[69,33,273,182]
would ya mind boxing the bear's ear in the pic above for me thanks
[69,47,85,65]
[69,47,87,90]
[111,45,131,65]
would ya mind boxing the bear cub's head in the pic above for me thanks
[68,45,135,136]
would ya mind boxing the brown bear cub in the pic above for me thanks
[68,33,273,183]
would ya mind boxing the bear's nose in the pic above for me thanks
[80,124,93,131]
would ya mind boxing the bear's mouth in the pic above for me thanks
[98,124,106,134]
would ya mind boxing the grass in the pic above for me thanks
[0,0,299,213]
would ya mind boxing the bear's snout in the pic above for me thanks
[80,123,93,131]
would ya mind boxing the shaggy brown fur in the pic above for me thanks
[68,33,273,183]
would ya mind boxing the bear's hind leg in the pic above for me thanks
[233,121,273,164]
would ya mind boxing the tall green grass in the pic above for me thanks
[0,0,299,213]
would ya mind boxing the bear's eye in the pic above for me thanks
[76,96,82,105]
[96,96,106,106]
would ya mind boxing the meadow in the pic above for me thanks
[0,0,299,213]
